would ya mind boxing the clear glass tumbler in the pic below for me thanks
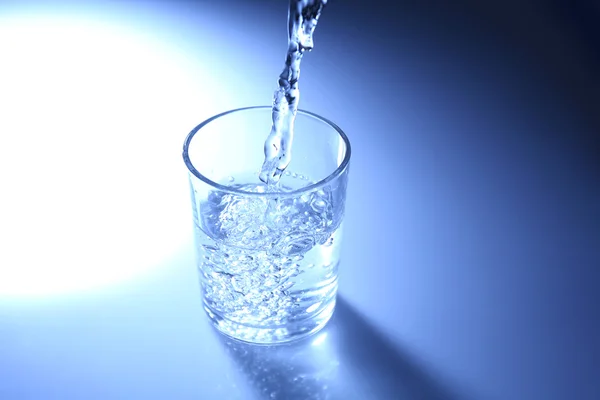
[182,106,351,344]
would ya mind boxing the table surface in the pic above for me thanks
[1,1,598,399]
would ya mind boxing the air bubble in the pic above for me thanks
[310,198,327,213]
[281,281,294,292]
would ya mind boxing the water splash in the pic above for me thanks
[197,181,340,328]
[259,0,328,185]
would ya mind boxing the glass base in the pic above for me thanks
[204,299,336,345]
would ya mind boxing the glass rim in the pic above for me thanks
[182,105,351,198]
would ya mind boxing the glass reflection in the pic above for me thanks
[218,296,461,400]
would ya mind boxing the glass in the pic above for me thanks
[182,106,351,344]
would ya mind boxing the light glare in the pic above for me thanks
[0,10,227,297]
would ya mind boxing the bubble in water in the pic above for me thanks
[310,198,327,213]
[227,176,235,183]
[281,281,294,292]
[197,180,342,328]
[277,233,315,256]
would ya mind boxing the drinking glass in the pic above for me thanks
[183,106,351,344]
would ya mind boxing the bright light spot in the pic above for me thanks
[311,332,328,346]
[306,302,322,314]
[0,9,230,297]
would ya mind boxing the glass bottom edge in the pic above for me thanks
[204,299,336,345]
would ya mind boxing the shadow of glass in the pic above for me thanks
[218,296,462,400]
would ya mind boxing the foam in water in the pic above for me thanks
[259,0,328,185]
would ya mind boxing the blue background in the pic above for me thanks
[1,1,598,399]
